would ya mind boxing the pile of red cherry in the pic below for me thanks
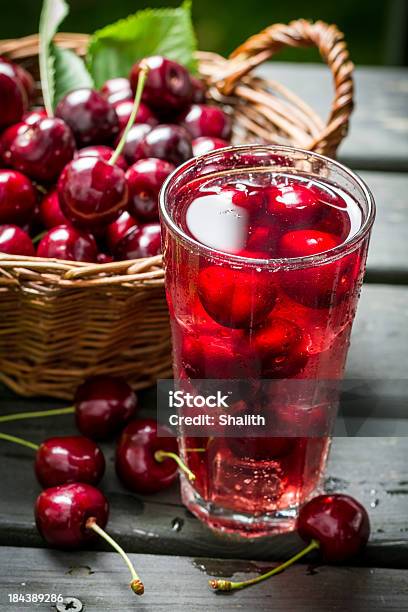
[1,374,371,596]
[0,55,232,262]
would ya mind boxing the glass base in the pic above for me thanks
[181,478,299,538]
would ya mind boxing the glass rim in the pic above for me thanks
[159,144,376,270]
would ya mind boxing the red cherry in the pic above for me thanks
[179,104,232,140]
[198,265,277,329]
[0,62,27,129]
[114,99,158,131]
[37,225,97,262]
[266,183,323,226]
[100,77,132,105]
[6,118,75,182]
[106,210,139,251]
[34,436,105,488]
[298,494,370,562]
[131,124,193,166]
[39,190,69,229]
[130,56,192,116]
[115,419,178,494]
[192,136,229,156]
[114,223,161,260]
[14,64,35,100]
[0,224,34,256]
[252,317,309,378]
[56,88,119,146]
[116,123,153,166]
[0,122,26,166]
[35,483,109,549]
[181,333,259,379]
[279,229,340,258]
[281,252,359,309]
[126,158,175,222]
[0,169,36,225]
[74,145,127,171]
[58,157,127,230]
[75,375,138,440]
[23,108,47,125]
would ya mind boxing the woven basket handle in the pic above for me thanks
[217,19,354,153]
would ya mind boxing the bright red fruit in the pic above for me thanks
[74,145,127,171]
[114,223,161,260]
[198,265,277,329]
[0,62,27,129]
[192,136,229,157]
[298,494,370,562]
[279,229,340,258]
[35,436,105,488]
[75,375,138,440]
[39,190,69,229]
[114,100,158,130]
[126,158,175,222]
[0,224,34,256]
[115,419,178,493]
[179,104,232,140]
[0,170,36,225]
[35,483,109,548]
[37,225,98,262]
[106,210,138,251]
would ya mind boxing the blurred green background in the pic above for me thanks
[0,0,407,65]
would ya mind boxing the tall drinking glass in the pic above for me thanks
[159,145,375,536]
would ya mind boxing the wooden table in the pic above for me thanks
[1,63,408,611]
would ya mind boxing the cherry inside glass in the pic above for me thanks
[160,145,375,537]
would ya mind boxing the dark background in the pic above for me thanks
[0,0,407,66]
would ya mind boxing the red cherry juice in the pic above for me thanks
[160,147,374,536]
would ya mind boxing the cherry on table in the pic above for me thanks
[179,104,232,140]
[0,62,27,129]
[114,223,161,260]
[36,225,98,262]
[39,190,69,229]
[100,77,133,105]
[75,375,138,440]
[57,157,128,230]
[197,265,277,329]
[35,436,105,488]
[35,483,144,594]
[106,210,139,251]
[298,493,370,562]
[126,158,175,222]
[130,56,192,116]
[131,124,193,166]
[210,493,370,592]
[6,117,76,183]
[74,145,128,171]
[192,136,229,156]
[114,99,158,131]
[0,169,37,226]
[0,224,35,256]
[56,88,119,146]
[115,419,179,494]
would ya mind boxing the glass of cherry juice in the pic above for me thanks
[159,145,375,537]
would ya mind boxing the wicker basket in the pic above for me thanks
[0,20,354,399]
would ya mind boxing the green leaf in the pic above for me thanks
[52,45,94,106]
[39,0,69,115]
[87,1,197,88]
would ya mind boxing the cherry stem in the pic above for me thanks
[32,230,47,245]
[0,405,75,424]
[109,62,150,167]
[209,539,320,592]
[154,450,196,481]
[86,517,144,595]
[0,432,39,452]
[184,448,206,452]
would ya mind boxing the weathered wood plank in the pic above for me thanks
[259,63,408,171]
[1,546,407,612]
[360,171,408,283]
[0,286,407,565]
